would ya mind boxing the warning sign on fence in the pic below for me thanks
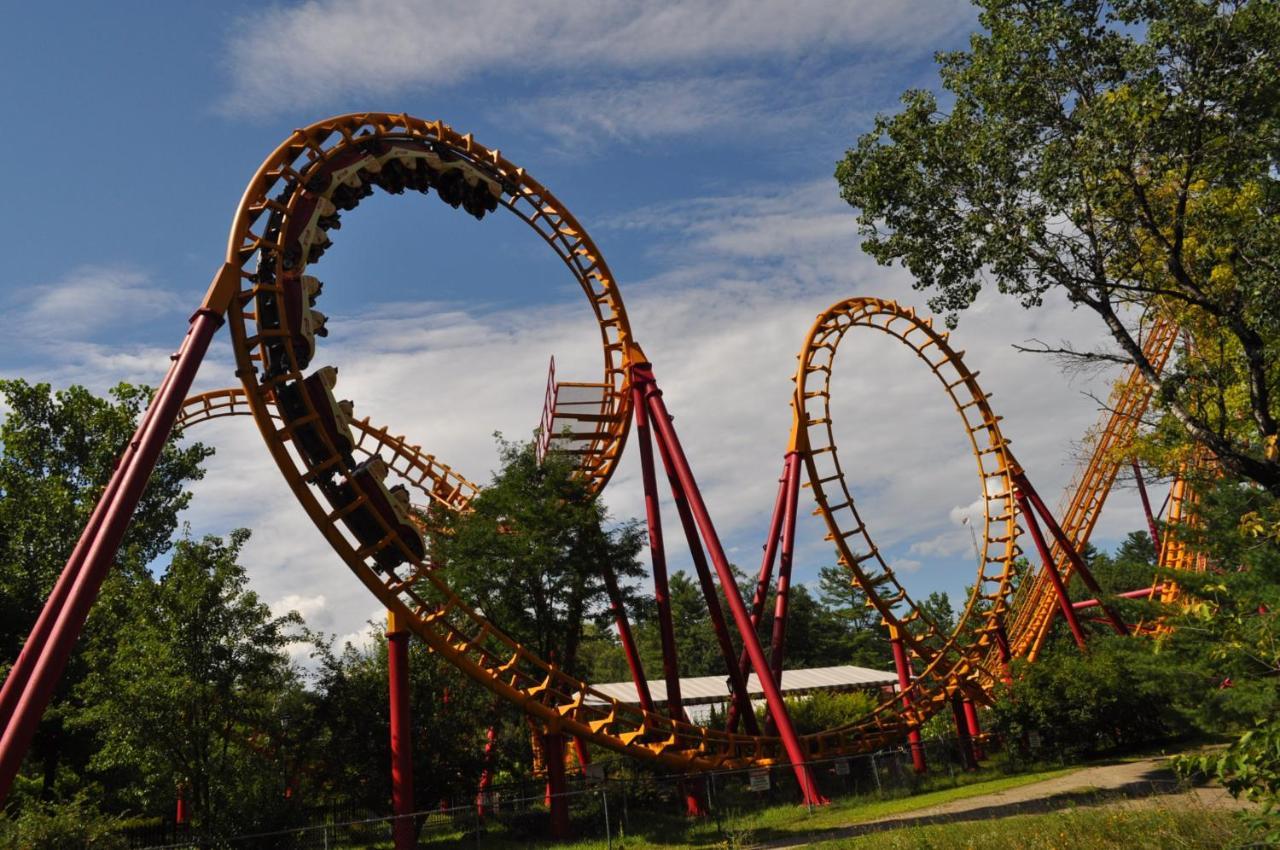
[834,759,851,776]
[749,769,771,792]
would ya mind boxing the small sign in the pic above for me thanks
[584,762,605,784]
[833,759,851,776]
[749,769,771,792]
[1027,732,1042,750]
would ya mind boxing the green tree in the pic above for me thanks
[427,438,645,680]
[0,380,210,797]
[76,531,308,837]
[836,0,1280,492]
[307,632,492,814]
[817,565,893,668]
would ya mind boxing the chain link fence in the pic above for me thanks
[128,734,1032,849]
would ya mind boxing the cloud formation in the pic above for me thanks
[221,0,974,115]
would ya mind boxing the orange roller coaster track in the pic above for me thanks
[0,112,1191,811]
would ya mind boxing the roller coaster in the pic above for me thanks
[0,113,1201,824]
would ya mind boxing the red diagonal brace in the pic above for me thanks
[636,362,825,807]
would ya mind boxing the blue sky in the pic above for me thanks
[0,1,1165,654]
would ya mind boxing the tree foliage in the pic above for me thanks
[426,438,645,678]
[836,0,1280,492]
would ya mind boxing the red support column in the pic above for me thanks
[993,623,1014,686]
[572,737,591,774]
[1014,471,1129,637]
[601,565,655,714]
[387,611,415,850]
[1014,486,1089,652]
[631,384,685,722]
[766,452,802,701]
[645,404,759,738]
[638,364,825,807]
[542,731,569,839]
[632,380,707,818]
[0,275,231,804]
[962,700,985,761]
[1131,460,1163,558]
[951,694,977,771]
[727,458,789,734]
[889,626,927,774]
[476,722,498,819]
[175,783,188,826]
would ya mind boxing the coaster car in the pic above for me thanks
[259,274,326,375]
[328,457,426,570]
[275,366,355,475]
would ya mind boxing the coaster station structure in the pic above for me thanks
[0,113,1202,840]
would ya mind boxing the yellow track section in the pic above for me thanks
[790,298,1017,730]
[1003,319,1178,660]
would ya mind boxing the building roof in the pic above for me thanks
[585,664,897,707]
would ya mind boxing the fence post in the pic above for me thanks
[870,753,882,795]
[601,786,612,850]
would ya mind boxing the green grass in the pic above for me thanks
[434,766,1084,850]
[814,800,1240,849]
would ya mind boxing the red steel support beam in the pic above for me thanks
[1072,586,1158,610]
[0,303,224,804]
[727,457,789,734]
[1014,485,1089,652]
[889,625,927,774]
[631,383,685,723]
[1131,460,1163,558]
[962,699,985,761]
[951,694,977,771]
[387,612,415,850]
[638,365,825,807]
[644,397,760,738]
[993,623,1014,686]
[600,564,655,715]
[475,722,498,819]
[767,452,802,689]
[1014,471,1129,637]
[543,732,569,839]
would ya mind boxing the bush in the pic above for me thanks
[782,690,879,736]
[0,794,126,850]
[988,636,1198,759]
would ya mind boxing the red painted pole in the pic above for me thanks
[951,694,977,770]
[644,397,759,737]
[1014,472,1129,637]
[0,305,224,804]
[476,722,498,819]
[543,731,569,839]
[600,565,655,715]
[1014,487,1089,652]
[572,736,591,774]
[638,367,825,807]
[387,613,415,850]
[767,452,802,688]
[993,623,1014,686]
[727,457,789,734]
[1072,587,1158,610]
[962,700,985,761]
[631,384,685,722]
[1131,460,1163,558]
[889,626,927,774]
[175,784,187,826]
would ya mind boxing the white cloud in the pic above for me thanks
[220,0,974,115]
[22,265,185,341]
[514,77,768,150]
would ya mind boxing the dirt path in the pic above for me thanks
[763,755,1248,849]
